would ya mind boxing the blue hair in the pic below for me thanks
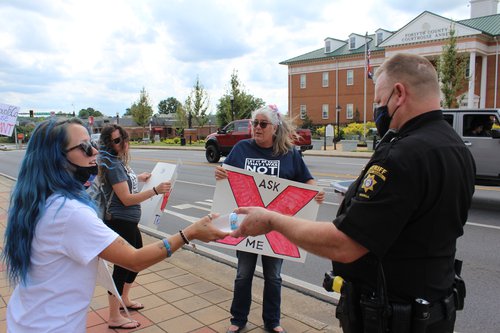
[2,118,97,285]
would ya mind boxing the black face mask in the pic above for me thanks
[374,90,399,137]
[70,162,98,186]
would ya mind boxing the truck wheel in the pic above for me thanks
[206,145,221,163]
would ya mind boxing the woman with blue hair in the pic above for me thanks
[2,118,228,332]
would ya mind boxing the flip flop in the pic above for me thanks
[108,320,141,329]
[119,302,144,311]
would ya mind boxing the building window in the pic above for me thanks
[322,104,329,119]
[300,74,306,89]
[325,40,331,53]
[300,105,306,119]
[347,70,354,85]
[465,59,471,78]
[346,104,354,119]
[349,36,355,49]
[377,32,383,45]
[322,72,329,87]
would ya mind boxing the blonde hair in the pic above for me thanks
[251,105,298,156]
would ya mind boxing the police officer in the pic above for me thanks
[231,53,476,333]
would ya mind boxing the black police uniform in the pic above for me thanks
[332,110,475,332]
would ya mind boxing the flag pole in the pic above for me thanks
[363,32,367,142]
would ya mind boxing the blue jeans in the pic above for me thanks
[230,251,283,329]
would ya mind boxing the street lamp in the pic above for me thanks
[230,94,235,121]
[116,112,119,124]
[335,105,342,150]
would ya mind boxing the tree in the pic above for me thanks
[158,97,182,115]
[175,104,188,135]
[437,25,468,108]
[354,108,360,123]
[78,107,103,118]
[130,87,154,138]
[301,114,314,130]
[215,70,265,127]
[184,77,210,127]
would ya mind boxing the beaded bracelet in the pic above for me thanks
[179,230,190,244]
[162,238,172,257]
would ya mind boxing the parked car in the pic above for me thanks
[332,108,500,193]
[204,119,313,163]
[442,108,500,185]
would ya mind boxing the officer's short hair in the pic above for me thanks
[375,53,439,97]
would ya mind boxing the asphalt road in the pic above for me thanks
[1,147,499,332]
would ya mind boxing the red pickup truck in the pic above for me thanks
[204,119,313,163]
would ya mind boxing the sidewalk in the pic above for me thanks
[0,174,343,333]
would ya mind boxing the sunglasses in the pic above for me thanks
[66,141,97,157]
[252,120,272,129]
[112,137,122,145]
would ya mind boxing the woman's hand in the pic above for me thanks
[155,181,171,194]
[184,213,230,242]
[138,172,152,182]
[215,166,228,180]
[315,190,325,204]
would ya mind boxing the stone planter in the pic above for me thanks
[311,139,324,150]
[341,139,358,152]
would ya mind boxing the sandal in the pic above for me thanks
[226,325,244,333]
[108,319,141,329]
[119,301,144,311]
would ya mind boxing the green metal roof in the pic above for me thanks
[280,36,382,65]
[458,14,500,36]
[281,13,500,65]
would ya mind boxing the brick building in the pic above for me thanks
[281,0,500,127]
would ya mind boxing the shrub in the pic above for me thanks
[343,122,376,139]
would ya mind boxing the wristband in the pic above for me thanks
[162,238,172,257]
[179,230,190,244]
[153,186,159,195]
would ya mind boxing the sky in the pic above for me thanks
[0,0,476,117]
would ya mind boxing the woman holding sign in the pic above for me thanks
[98,124,173,328]
[215,105,324,333]
[3,118,228,332]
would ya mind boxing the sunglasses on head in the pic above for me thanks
[66,141,97,157]
[252,120,271,129]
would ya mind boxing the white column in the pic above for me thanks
[480,55,487,108]
[468,52,476,108]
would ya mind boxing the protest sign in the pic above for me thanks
[139,162,179,229]
[0,103,20,137]
[211,165,321,263]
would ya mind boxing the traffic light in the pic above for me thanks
[29,110,34,118]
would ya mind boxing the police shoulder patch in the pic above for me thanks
[356,164,389,200]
